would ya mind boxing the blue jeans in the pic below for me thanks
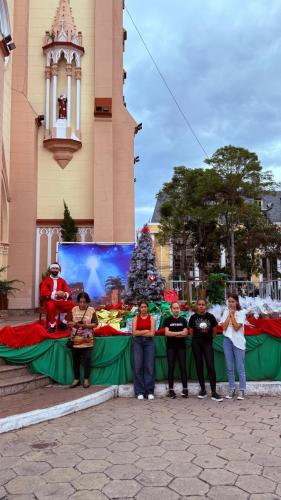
[133,336,155,396]
[223,337,246,391]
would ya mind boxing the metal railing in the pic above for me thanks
[166,279,281,301]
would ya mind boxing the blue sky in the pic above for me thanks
[124,0,281,230]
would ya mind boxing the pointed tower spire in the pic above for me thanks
[51,0,78,43]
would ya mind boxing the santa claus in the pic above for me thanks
[40,262,75,333]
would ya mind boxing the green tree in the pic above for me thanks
[158,146,280,282]
[60,201,78,242]
[204,145,277,280]
[158,167,221,281]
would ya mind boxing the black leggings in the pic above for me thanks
[167,343,188,389]
[72,347,93,379]
[192,339,216,393]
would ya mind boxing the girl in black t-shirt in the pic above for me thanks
[164,302,188,398]
[188,298,223,402]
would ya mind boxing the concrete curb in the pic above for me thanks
[118,381,281,397]
[1,381,281,434]
[0,385,118,434]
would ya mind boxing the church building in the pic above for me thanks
[0,0,136,309]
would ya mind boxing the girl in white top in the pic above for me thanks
[220,293,246,400]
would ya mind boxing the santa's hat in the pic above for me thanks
[49,262,61,272]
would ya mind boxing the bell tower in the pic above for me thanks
[42,0,84,168]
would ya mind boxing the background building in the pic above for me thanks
[0,0,136,309]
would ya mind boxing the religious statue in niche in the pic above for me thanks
[58,94,67,119]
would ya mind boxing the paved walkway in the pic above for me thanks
[0,396,281,499]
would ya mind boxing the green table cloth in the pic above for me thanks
[0,335,280,385]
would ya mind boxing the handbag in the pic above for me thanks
[66,307,89,349]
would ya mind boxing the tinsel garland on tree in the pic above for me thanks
[125,225,165,303]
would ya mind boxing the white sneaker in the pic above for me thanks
[137,394,144,400]
[147,394,155,400]
[237,390,245,400]
[225,389,236,399]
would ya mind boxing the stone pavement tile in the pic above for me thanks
[188,444,219,456]
[275,483,281,497]
[199,422,226,431]
[134,436,162,447]
[160,439,188,450]
[210,438,241,449]
[102,479,141,498]
[240,442,273,455]
[44,453,82,468]
[193,455,227,469]
[108,433,136,442]
[42,467,80,483]
[5,475,46,495]
[271,447,281,457]
[200,468,237,485]
[135,457,170,471]
[6,495,36,500]
[217,448,251,461]
[263,465,281,482]
[164,450,194,463]
[34,482,75,500]
[166,461,202,478]
[183,434,211,445]
[136,470,172,487]
[136,486,179,500]
[236,475,276,494]
[13,461,51,475]
[56,433,87,445]
[170,477,209,496]
[53,444,86,455]
[251,454,281,466]
[20,450,55,463]
[0,444,32,457]
[105,464,141,480]
[77,447,110,460]
[135,446,165,457]
[107,451,140,464]
[76,459,111,474]
[249,495,281,500]
[207,485,249,499]
[69,491,108,500]
[0,486,6,497]
[83,438,112,449]
[72,472,110,491]
[107,441,138,452]
[226,461,262,475]
[156,430,187,441]
[0,468,15,485]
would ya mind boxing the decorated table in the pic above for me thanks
[0,327,281,386]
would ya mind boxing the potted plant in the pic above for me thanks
[0,266,23,310]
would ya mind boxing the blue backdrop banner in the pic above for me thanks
[57,243,135,306]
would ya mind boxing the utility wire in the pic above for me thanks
[125,6,209,159]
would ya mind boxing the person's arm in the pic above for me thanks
[145,316,156,337]
[132,316,145,336]
[220,312,230,331]
[212,326,217,338]
[229,311,243,331]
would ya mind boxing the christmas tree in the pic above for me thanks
[60,201,78,242]
[125,225,165,303]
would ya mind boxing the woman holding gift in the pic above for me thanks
[132,300,156,400]
[68,292,98,389]
[220,293,246,400]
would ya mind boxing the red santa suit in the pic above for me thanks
[40,276,75,328]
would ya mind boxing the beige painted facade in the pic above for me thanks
[1,0,136,308]
[148,222,172,282]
